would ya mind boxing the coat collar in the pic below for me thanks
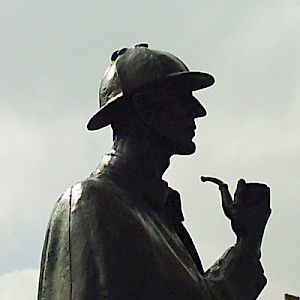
[94,150,169,206]
[92,150,184,223]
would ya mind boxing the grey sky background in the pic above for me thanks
[1,1,299,299]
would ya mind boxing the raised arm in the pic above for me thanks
[201,176,271,299]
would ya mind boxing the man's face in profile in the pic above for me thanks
[132,86,207,155]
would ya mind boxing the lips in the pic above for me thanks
[183,122,196,130]
[188,124,196,131]
[185,126,196,138]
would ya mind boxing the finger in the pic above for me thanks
[237,178,246,189]
[219,183,234,219]
[265,186,271,208]
[234,178,247,203]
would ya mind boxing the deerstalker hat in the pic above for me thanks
[87,43,214,130]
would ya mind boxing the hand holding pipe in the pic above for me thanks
[201,175,271,241]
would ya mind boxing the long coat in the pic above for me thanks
[38,154,266,299]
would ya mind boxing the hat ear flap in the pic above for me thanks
[130,93,151,121]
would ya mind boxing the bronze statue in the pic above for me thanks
[38,44,271,299]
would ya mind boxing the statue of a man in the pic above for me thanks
[38,44,271,299]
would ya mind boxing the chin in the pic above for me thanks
[173,141,196,155]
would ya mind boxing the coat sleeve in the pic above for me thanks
[203,245,267,300]
[175,219,266,300]
[170,190,267,300]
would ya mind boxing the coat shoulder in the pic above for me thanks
[55,173,118,209]
[69,173,126,211]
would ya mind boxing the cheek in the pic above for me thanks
[154,106,183,125]
[142,109,179,131]
[135,101,166,126]
[133,98,188,137]
[151,113,180,137]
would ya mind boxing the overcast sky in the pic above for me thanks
[1,1,299,299]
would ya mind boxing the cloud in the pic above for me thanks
[0,1,299,299]
[0,105,111,273]
[0,269,39,300]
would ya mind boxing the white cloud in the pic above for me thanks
[0,269,39,300]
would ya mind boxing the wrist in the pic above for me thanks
[236,236,261,258]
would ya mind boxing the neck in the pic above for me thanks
[111,131,171,178]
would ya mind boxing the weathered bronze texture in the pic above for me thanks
[38,44,271,300]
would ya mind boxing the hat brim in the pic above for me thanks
[166,71,215,90]
[87,94,123,131]
[87,71,215,131]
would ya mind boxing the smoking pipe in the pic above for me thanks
[200,175,239,220]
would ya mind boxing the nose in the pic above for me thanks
[189,96,207,118]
